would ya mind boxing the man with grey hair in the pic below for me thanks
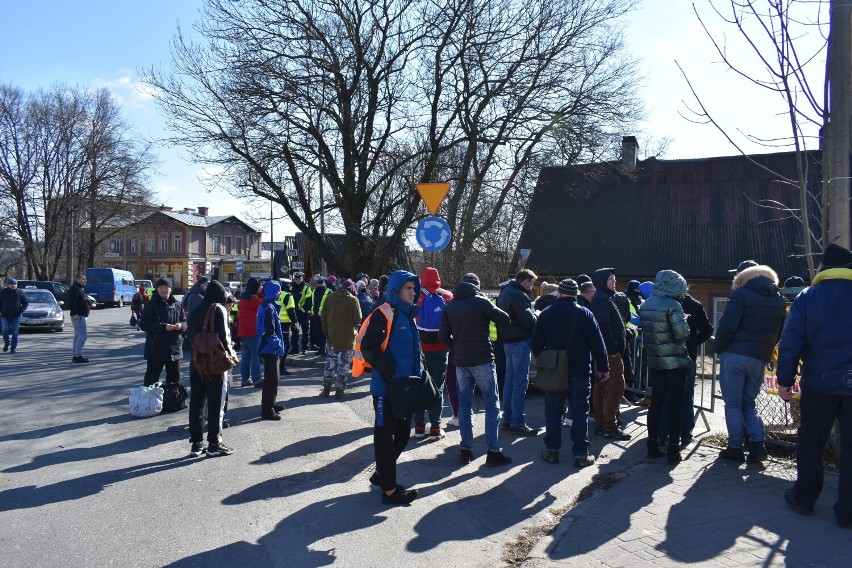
[69,272,90,363]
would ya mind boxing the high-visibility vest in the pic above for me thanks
[276,291,295,323]
[351,302,395,378]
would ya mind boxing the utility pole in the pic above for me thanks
[827,0,852,248]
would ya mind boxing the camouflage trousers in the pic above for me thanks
[323,345,354,390]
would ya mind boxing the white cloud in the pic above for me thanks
[92,73,158,109]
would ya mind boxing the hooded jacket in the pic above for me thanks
[237,277,263,338]
[140,289,187,361]
[321,288,361,351]
[257,280,285,356]
[638,270,692,370]
[439,280,511,367]
[182,281,206,316]
[417,267,453,351]
[496,280,537,343]
[362,270,424,396]
[714,265,787,362]
[590,268,626,355]
[531,295,609,378]
[681,293,714,361]
[186,280,231,376]
[777,267,852,395]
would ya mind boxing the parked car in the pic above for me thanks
[225,281,241,295]
[15,281,70,307]
[20,287,65,331]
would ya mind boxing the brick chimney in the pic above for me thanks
[621,136,639,170]
[198,207,209,217]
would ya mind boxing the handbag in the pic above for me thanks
[129,382,164,417]
[531,305,581,392]
[192,304,239,378]
[161,382,188,412]
[384,373,441,416]
[130,314,137,326]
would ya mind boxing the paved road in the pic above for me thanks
[1,306,849,567]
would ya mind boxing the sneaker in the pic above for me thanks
[206,443,234,457]
[222,419,230,429]
[241,379,254,387]
[382,488,418,505]
[369,471,405,491]
[485,450,512,467]
[413,425,426,438]
[72,356,89,363]
[447,416,459,428]
[429,427,445,440]
[280,368,292,376]
[459,449,474,464]
[562,417,573,427]
[501,421,512,431]
[603,427,631,441]
[510,424,540,437]
[784,488,814,516]
[261,411,282,421]
[574,455,596,468]
[719,447,746,463]
[2,345,7,352]
[747,443,768,464]
[274,403,285,413]
[320,385,331,397]
[253,380,265,388]
[540,450,559,464]
[334,389,347,399]
[189,442,206,457]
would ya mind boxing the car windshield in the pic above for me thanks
[23,290,56,304]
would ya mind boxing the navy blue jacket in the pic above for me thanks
[440,281,511,367]
[0,287,28,317]
[496,280,537,343]
[714,266,786,362]
[590,268,626,355]
[778,268,852,395]
[531,296,609,378]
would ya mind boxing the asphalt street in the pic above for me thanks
[1,306,849,567]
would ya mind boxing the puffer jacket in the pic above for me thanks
[778,268,852,395]
[714,265,787,362]
[496,280,537,343]
[639,270,691,370]
[590,268,626,354]
[140,292,186,361]
[440,281,511,367]
[257,280,285,357]
[321,289,361,351]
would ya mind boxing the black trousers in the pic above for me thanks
[294,311,310,352]
[144,359,180,387]
[279,323,291,370]
[373,395,411,492]
[647,366,688,447]
[261,353,280,415]
[310,314,326,352]
[793,391,852,524]
[188,369,227,445]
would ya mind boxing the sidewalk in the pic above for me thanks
[523,440,850,567]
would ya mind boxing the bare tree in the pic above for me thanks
[145,0,642,275]
[682,0,829,278]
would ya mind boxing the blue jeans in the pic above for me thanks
[658,361,698,443]
[719,352,766,448]
[544,375,592,458]
[502,338,532,426]
[71,315,87,357]
[240,336,262,384]
[457,361,501,453]
[2,316,20,351]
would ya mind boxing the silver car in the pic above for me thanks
[20,288,65,331]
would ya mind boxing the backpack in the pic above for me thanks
[416,291,447,344]
[192,304,239,378]
[131,292,144,311]
[161,382,188,412]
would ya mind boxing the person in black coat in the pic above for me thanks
[140,277,187,386]
[1,278,28,354]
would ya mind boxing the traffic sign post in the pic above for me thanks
[416,216,451,252]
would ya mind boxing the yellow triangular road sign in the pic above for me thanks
[416,182,451,216]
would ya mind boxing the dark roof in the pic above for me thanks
[519,151,832,280]
[158,211,262,232]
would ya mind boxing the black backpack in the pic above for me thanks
[161,382,188,413]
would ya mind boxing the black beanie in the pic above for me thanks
[155,277,172,288]
[558,278,578,296]
[461,273,481,287]
[819,243,852,271]
[205,280,226,304]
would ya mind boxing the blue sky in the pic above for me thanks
[1,1,827,239]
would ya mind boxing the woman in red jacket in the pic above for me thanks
[237,278,263,387]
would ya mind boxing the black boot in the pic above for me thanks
[647,440,665,459]
[667,444,682,465]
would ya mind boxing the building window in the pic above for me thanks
[107,239,122,253]
[225,236,232,255]
[160,235,168,253]
[130,238,137,253]
[146,236,154,253]
[174,233,182,253]
[235,237,242,255]
[213,235,221,254]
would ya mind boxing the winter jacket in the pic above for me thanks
[186,281,231,377]
[417,266,453,352]
[681,293,714,360]
[357,291,375,322]
[638,270,691,371]
[291,281,308,309]
[308,285,332,316]
[321,289,361,351]
[182,282,206,316]
[534,294,557,312]
[777,268,852,395]
[440,281,511,367]
[714,265,787,362]
[69,282,90,317]
[496,280,537,343]
[531,296,609,378]
[140,292,187,362]
[237,279,263,338]
[362,270,423,396]
[590,268,625,355]
[257,280,285,357]
[0,287,28,318]
[276,290,296,323]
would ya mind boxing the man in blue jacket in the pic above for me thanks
[1,278,27,354]
[777,244,852,527]
[532,278,609,468]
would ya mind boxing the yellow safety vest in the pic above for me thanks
[276,291,295,323]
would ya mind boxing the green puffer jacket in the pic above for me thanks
[639,270,692,370]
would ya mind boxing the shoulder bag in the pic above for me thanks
[531,306,580,392]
